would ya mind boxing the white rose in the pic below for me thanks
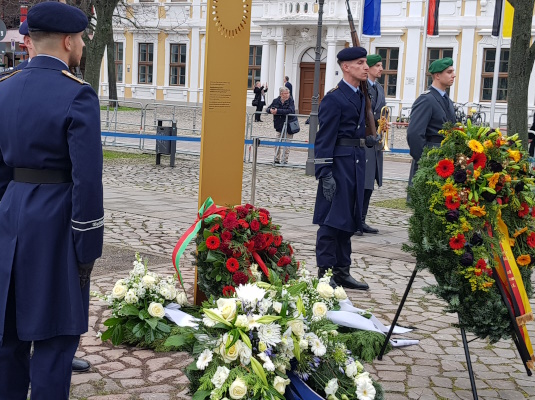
[219,334,241,363]
[287,319,305,338]
[273,376,291,395]
[111,284,127,299]
[228,377,247,399]
[334,286,348,300]
[216,298,237,322]
[316,283,334,299]
[176,291,188,306]
[312,302,328,319]
[325,378,339,396]
[345,362,359,378]
[142,274,157,288]
[235,315,250,330]
[299,339,308,350]
[124,289,139,304]
[147,302,165,318]
[272,301,282,314]
[211,365,230,388]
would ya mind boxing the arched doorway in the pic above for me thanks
[298,47,326,115]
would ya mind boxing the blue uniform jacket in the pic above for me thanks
[0,56,104,343]
[313,79,366,232]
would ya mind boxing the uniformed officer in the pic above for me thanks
[407,57,456,185]
[0,2,104,399]
[0,21,33,78]
[356,54,385,236]
[313,46,370,290]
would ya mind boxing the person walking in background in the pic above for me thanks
[0,2,104,398]
[284,76,293,98]
[407,57,456,187]
[267,86,297,164]
[356,54,385,236]
[253,81,267,122]
[313,47,370,291]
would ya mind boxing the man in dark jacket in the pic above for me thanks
[267,86,297,164]
[253,81,268,122]
[313,47,370,290]
[284,76,293,98]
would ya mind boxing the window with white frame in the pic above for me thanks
[138,43,153,84]
[170,44,187,86]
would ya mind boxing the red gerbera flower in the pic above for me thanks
[273,235,283,247]
[232,271,249,286]
[527,232,535,248]
[259,212,269,225]
[222,285,236,297]
[221,230,232,242]
[469,152,487,170]
[250,220,260,232]
[206,235,220,250]
[210,224,220,232]
[238,219,249,229]
[258,208,270,218]
[226,258,240,273]
[264,233,274,247]
[436,159,455,178]
[518,202,530,218]
[449,234,466,250]
[277,255,292,267]
[475,258,487,270]
[445,196,461,210]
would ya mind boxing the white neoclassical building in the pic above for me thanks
[99,0,535,122]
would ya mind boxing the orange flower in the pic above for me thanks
[504,174,512,182]
[442,182,458,197]
[484,140,493,149]
[487,173,500,189]
[517,254,531,266]
[469,205,486,217]
[512,227,528,238]
[473,168,481,179]
[509,238,516,247]
[483,282,494,288]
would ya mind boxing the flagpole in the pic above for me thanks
[420,0,430,93]
[489,0,505,129]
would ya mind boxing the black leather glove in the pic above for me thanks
[78,261,95,288]
[321,173,336,202]
[365,135,378,148]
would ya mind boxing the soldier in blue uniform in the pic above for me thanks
[0,21,32,78]
[0,2,104,399]
[313,46,370,290]
[407,57,456,185]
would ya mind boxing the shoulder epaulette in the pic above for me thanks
[0,70,21,83]
[328,85,339,94]
[421,90,431,95]
[62,70,88,85]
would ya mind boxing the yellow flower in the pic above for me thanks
[483,140,493,149]
[473,168,481,179]
[483,282,494,288]
[487,173,500,189]
[509,238,516,247]
[468,140,484,153]
[508,150,521,162]
[461,221,471,232]
[513,227,528,238]
[469,205,486,217]
[517,254,531,266]
[442,182,458,197]
[504,174,512,182]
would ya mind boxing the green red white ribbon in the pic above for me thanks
[172,197,227,290]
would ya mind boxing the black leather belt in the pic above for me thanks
[336,138,366,147]
[13,168,72,184]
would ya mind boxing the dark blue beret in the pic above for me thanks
[28,2,88,34]
[337,47,367,62]
[19,20,28,36]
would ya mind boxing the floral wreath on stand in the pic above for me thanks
[404,121,535,342]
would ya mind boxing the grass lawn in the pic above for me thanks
[103,150,152,160]
[372,197,410,211]
[100,106,141,112]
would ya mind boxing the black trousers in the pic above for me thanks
[316,224,352,268]
[255,103,264,121]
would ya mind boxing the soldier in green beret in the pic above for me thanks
[406,57,456,188]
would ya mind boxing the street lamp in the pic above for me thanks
[305,0,325,176]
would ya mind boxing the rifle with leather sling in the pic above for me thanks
[344,0,377,139]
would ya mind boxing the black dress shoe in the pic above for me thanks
[354,230,363,236]
[333,266,369,290]
[72,357,91,373]
[362,223,379,234]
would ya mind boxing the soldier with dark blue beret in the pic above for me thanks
[312,46,370,290]
[407,57,456,186]
[0,2,103,399]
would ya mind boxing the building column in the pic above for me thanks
[189,27,200,103]
[260,40,271,87]
[324,39,338,94]
[273,30,285,99]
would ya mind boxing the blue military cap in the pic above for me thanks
[19,20,28,36]
[337,46,367,62]
[27,2,88,34]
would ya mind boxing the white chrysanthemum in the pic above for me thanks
[310,337,327,357]
[325,378,339,396]
[196,348,213,370]
[257,323,282,347]
[355,375,376,400]
[235,284,266,308]
[211,365,230,388]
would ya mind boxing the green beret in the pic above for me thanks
[366,54,382,67]
[428,57,454,74]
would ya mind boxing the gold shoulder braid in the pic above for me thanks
[0,70,21,83]
[327,85,339,94]
[62,70,88,85]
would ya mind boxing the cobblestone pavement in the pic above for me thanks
[67,152,535,400]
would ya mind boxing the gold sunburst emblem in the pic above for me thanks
[211,0,250,39]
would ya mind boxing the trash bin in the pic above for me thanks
[155,120,177,167]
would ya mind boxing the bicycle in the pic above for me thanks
[453,102,468,124]
[467,103,487,126]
